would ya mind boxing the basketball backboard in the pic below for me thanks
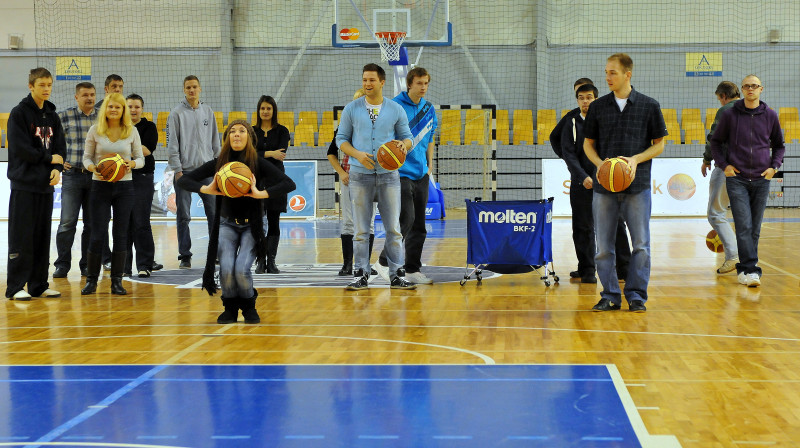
[333,0,452,48]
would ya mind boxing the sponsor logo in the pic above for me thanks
[478,209,537,224]
[339,27,360,40]
[289,195,307,211]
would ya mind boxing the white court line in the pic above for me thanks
[0,333,495,365]
[758,260,800,280]
[0,443,191,447]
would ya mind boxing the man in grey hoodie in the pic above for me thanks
[167,75,221,269]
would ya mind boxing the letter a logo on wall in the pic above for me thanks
[289,195,307,212]
[339,27,360,41]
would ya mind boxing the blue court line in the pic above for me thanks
[582,436,625,441]
[284,435,325,440]
[507,436,550,440]
[358,435,400,440]
[433,435,473,440]
[61,435,104,440]
[136,436,179,440]
[27,365,168,448]
[211,436,251,440]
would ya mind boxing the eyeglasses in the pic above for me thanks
[742,84,762,90]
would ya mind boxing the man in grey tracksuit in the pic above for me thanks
[167,75,221,269]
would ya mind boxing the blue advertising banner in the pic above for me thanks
[465,199,553,266]
[151,160,316,219]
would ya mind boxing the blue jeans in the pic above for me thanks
[175,176,216,260]
[725,176,770,276]
[218,218,257,298]
[707,167,738,260]
[349,171,403,278]
[593,189,651,304]
[55,171,94,271]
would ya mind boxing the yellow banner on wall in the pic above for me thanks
[55,57,92,81]
[686,52,722,77]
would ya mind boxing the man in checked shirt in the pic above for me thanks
[53,82,98,278]
[583,53,667,313]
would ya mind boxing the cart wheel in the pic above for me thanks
[459,278,466,286]
[544,280,551,287]
[554,276,560,283]
[476,274,482,282]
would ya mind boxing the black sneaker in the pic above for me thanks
[179,258,191,269]
[138,270,151,278]
[569,270,581,278]
[346,269,369,290]
[53,267,68,278]
[152,262,164,271]
[592,298,621,312]
[390,270,417,290]
[628,300,647,313]
[580,275,597,284]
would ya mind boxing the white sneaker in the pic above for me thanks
[405,271,433,284]
[737,272,747,285]
[37,289,61,298]
[374,263,390,282]
[12,290,32,301]
[746,273,761,287]
[717,257,739,274]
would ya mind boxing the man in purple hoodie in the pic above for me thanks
[709,74,784,288]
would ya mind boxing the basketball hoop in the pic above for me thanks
[375,31,406,62]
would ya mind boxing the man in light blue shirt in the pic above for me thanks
[336,63,415,290]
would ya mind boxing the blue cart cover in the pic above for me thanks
[466,199,553,266]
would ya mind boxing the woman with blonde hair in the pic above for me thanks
[81,92,144,295]
[177,120,295,324]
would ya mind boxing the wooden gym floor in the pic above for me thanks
[1,210,800,447]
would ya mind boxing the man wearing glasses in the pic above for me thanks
[709,75,784,288]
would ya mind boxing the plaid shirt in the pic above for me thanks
[58,106,98,167]
[583,88,667,194]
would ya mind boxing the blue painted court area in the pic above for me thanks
[0,364,644,447]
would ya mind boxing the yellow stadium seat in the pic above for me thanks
[156,111,169,146]
[464,110,487,144]
[142,112,153,122]
[681,108,701,129]
[537,122,555,145]
[227,111,247,126]
[683,122,706,144]
[661,108,678,124]
[664,122,681,145]
[705,108,718,130]
[496,109,510,144]
[1,128,4,148]
[298,111,318,132]
[784,121,800,143]
[213,111,223,132]
[318,123,334,146]
[439,110,462,145]
[512,109,533,144]
[0,113,10,147]
[278,111,295,133]
[251,112,258,126]
[779,107,799,129]
[537,109,556,126]
[293,123,315,146]
[322,111,333,126]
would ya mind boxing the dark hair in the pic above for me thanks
[406,67,430,88]
[28,67,52,86]
[126,93,144,107]
[104,74,123,87]
[218,120,258,174]
[363,63,386,82]
[715,81,740,100]
[574,78,593,88]
[255,95,278,128]
[184,75,200,86]
[75,82,95,93]
[576,83,599,99]
[608,53,633,72]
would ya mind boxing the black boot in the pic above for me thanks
[240,289,260,324]
[110,251,127,295]
[217,297,239,324]
[81,251,101,295]
[339,234,353,276]
[369,234,378,276]
[266,236,281,274]
[254,256,267,274]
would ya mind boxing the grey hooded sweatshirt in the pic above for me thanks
[166,98,221,173]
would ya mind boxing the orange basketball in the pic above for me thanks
[215,161,253,198]
[96,153,128,182]
[596,158,632,192]
[706,229,724,253]
[376,141,406,171]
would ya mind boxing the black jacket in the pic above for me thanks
[7,94,66,193]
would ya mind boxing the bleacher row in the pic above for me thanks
[3,107,800,148]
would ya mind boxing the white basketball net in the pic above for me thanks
[375,32,406,62]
